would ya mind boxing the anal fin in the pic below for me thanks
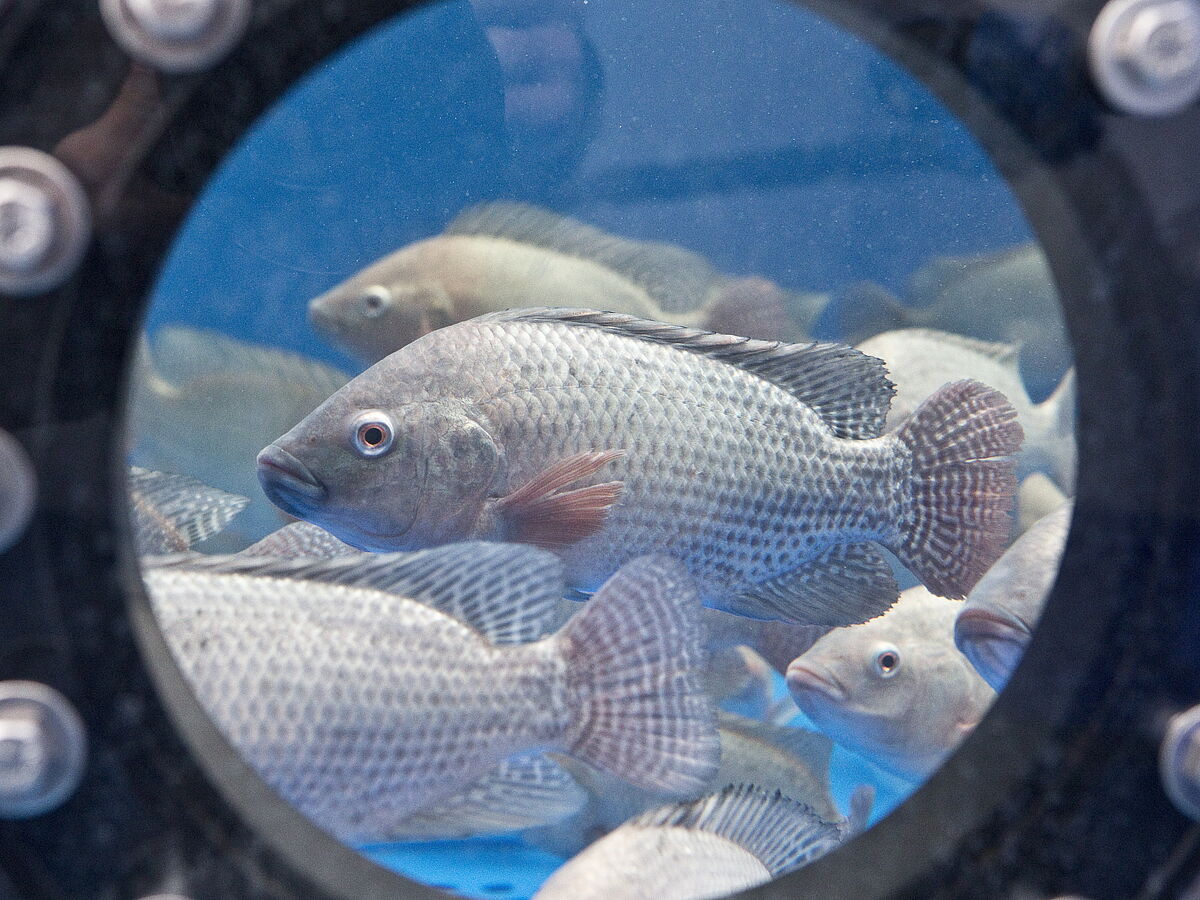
[733,543,898,626]
[498,450,624,550]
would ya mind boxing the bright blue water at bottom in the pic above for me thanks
[361,671,915,899]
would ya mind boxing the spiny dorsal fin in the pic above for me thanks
[238,521,360,558]
[628,784,846,876]
[128,468,249,549]
[884,327,1021,367]
[445,202,721,313]
[149,542,566,644]
[717,712,834,777]
[481,308,894,439]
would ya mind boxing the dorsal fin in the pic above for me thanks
[128,468,249,550]
[481,308,895,439]
[445,202,721,313]
[238,521,360,559]
[149,542,567,644]
[628,784,846,876]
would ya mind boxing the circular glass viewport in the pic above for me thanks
[123,1,1076,897]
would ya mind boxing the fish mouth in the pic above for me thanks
[786,661,848,703]
[256,444,328,516]
[954,607,1032,690]
[308,297,346,339]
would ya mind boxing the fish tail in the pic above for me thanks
[557,555,720,796]
[891,380,1023,599]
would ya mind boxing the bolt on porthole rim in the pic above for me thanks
[1089,0,1200,115]
[99,0,253,74]
[0,681,87,820]
[0,429,36,555]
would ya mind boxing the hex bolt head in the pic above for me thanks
[0,429,36,555]
[0,148,91,297]
[1090,0,1200,115]
[0,682,86,819]
[100,0,251,73]
[1160,704,1200,819]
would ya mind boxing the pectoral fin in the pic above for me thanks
[497,450,624,550]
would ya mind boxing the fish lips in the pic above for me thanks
[954,606,1032,691]
[256,444,328,517]
[785,660,848,705]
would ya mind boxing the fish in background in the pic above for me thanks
[856,328,1076,492]
[145,545,719,844]
[786,585,996,782]
[258,308,1023,627]
[705,645,777,720]
[956,502,1072,690]
[532,784,849,900]
[128,467,249,554]
[1017,472,1069,535]
[820,244,1069,398]
[129,326,351,547]
[307,202,806,364]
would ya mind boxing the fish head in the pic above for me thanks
[256,383,501,551]
[954,603,1033,691]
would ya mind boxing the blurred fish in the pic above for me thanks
[532,784,847,900]
[1017,472,1069,535]
[307,202,800,363]
[856,328,1076,491]
[821,244,1068,397]
[955,502,1072,690]
[130,327,351,545]
[786,585,996,781]
[706,646,776,719]
[238,520,359,558]
[128,467,249,554]
[259,309,1022,626]
[146,546,718,843]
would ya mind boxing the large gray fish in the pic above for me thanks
[258,308,1023,626]
[532,784,848,900]
[128,467,249,554]
[786,585,996,782]
[955,502,1072,690]
[856,328,1076,492]
[307,202,804,364]
[145,545,718,843]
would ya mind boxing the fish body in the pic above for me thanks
[259,309,1022,626]
[307,203,800,364]
[532,784,846,900]
[856,328,1075,491]
[786,585,996,781]
[146,547,718,842]
[955,502,1072,690]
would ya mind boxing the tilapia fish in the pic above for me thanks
[259,308,1023,626]
[145,545,718,843]
[532,784,848,900]
[307,202,802,364]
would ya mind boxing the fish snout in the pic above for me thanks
[308,295,347,339]
[257,444,328,516]
[954,607,1032,690]
[785,659,847,703]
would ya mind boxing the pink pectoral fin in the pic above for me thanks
[497,451,624,550]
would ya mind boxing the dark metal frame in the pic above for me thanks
[0,0,1197,897]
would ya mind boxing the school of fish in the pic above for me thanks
[127,201,1076,899]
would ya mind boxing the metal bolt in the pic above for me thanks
[100,0,251,74]
[1090,0,1200,115]
[0,682,86,819]
[0,429,35,555]
[1160,704,1200,819]
[0,148,91,297]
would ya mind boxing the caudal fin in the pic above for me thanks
[892,380,1023,599]
[557,555,720,796]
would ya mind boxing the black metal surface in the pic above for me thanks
[0,0,1197,898]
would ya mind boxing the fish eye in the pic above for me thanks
[349,410,396,457]
[360,286,390,318]
[873,644,902,678]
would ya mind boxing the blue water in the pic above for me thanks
[141,1,1035,896]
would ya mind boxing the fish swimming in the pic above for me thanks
[856,328,1075,491]
[258,308,1023,626]
[532,784,848,900]
[820,243,1069,398]
[307,202,800,363]
[128,467,249,554]
[955,502,1072,690]
[145,545,719,842]
[130,327,350,546]
[786,585,996,781]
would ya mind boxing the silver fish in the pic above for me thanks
[955,502,1072,690]
[145,545,718,843]
[258,308,1023,626]
[128,467,249,554]
[856,328,1076,492]
[786,585,996,782]
[307,203,801,364]
[532,784,847,900]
